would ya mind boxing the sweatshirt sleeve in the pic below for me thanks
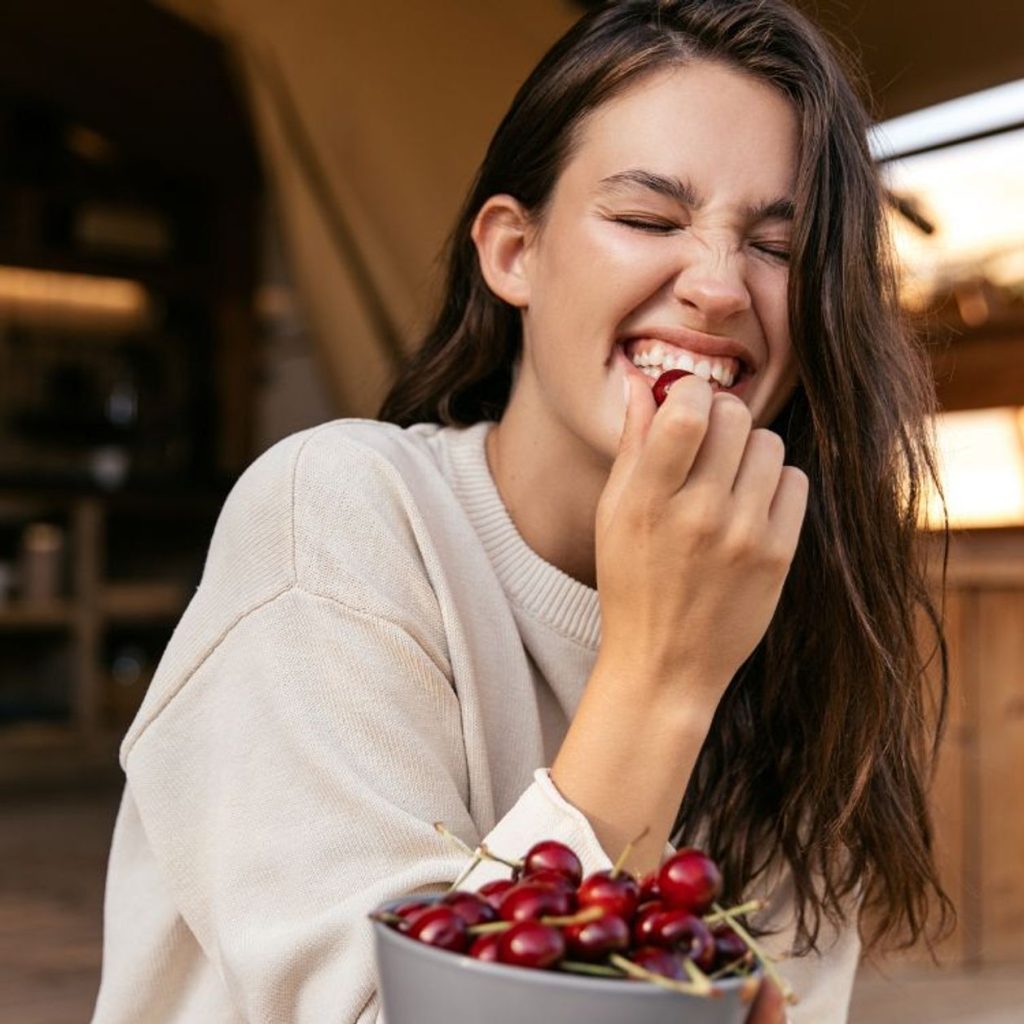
[106,426,619,1024]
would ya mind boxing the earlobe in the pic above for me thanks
[471,195,532,308]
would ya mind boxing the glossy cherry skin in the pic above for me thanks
[392,900,432,931]
[522,840,583,887]
[576,870,640,922]
[657,848,723,915]
[497,920,566,969]
[522,868,577,894]
[476,878,516,911]
[712,924,754,969]
[403,905,469,953]
[498,881,575,922]
[561,909,630,961]
[641,908,715,970]
[652,369,693,407]
[468,931,502,962]
[630,945,687,980]
[441,891,498,928]
[639,871,661,903]
[632,900,666,945]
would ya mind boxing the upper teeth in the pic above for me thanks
[630,342,738,388]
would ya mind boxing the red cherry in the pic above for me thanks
[476,878,516,911]
[404,905,469,953]
[629,945,687,980]
[497,920,566,969]
[632,900,666,945]
[440,891,498,928]
[391,899,432,930]
[522,840,583,887]
[468,932,502,962]
[576,870,640,922]
[642,909,715,970]
[521,868,576,894]
[498,881,575,922]
[562,909,630,961]
[652,369,692,407]
[712,924,753,969]
[639,871,661,902]
[657,848,723,914]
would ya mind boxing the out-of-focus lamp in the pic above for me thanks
[925,407,1024,529]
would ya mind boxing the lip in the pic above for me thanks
[618,325,757,373]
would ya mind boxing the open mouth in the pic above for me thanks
[617,338,753,394]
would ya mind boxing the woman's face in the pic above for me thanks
[509,61,800,467]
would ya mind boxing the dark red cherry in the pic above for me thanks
[497,920,566,969]
[522,840,583,887]
[657,848,723,915]
[468,931,502,962]
[498,881,574,922]
[712,924,754,969]
[441,891,498,928]
[577,870,640,922]
[522,868,576,895]
[391,899,432,931]
[561,909,630,961]
[632,900,666,945]
[476,878,516,911]
[404,905,469,953]
[642,909,715,970]
[630,945,687,980]
[652,369,693,407]
[639,871,661,902]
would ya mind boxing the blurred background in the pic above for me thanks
[0,1,1021,1020]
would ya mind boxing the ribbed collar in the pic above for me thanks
[440,421,602,651]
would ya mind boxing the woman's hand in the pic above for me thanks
[747,979,788,1023]
[594,373,808,706]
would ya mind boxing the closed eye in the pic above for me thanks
[613,216,679,234]
[751,242,790,263]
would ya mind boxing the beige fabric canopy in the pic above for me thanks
[159,0,577,418]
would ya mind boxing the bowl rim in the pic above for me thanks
[372,896,762,1000]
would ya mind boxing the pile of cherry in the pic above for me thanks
[372,829,792,1000]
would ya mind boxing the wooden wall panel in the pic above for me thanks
[975,589,1024,962]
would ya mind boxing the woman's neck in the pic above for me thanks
[484,392,609,590]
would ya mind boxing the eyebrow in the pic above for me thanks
[595,169,795,223]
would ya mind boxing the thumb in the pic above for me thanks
[597,374,654,530]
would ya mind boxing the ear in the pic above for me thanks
[470,194,535,308]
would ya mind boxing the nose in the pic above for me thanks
[671,243,751,323]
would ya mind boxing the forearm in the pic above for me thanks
[550,651,719,875]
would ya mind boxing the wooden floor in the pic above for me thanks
[1,782,1022,1024]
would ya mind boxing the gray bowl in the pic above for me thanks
[372,898,759,1024]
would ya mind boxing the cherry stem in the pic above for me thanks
[702,899,763,925]
[433,821,475,855]
[708,955,755,981]
[611,825,651,878]
[710,902,797,1005]
[368,911,402,925]
[608,953,714,996]
[680,956,715,996]
[446,850,484,893]
[558,960,626,978]
[478,842,523,873]
[466,905,604,937]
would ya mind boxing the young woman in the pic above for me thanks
[92,2,951,1022]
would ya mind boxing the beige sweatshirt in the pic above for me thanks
[91,419,861,1023]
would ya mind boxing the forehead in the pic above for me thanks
[560,61,800,205]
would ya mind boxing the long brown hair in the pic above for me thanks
[379,0,952,956]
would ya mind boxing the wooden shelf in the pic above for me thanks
[0,599,76,630]
[102,581,188,622]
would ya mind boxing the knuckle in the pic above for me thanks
[661,403,708,435]
[750,428,785,461]
[713,393,752,427]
